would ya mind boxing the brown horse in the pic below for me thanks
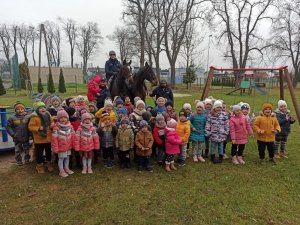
[110,59,134,101]
[131,62,158,102]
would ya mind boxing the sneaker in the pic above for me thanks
[197,156,205,162]
[275,153,281,159]
[269,158,277,165]
[64,168,74,175]
[178,162,186,167]
[223,154,229,159]
[82,166,87,174]
[193,156,198,162]
[16,161,23,166]
[59,171,69,178]
[280,152,288,159]
[87,167,93,174]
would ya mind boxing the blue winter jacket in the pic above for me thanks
[274,109,295,135]
[105,58,121,80]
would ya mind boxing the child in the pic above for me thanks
[65,97,76,109]
[162,101,177,121]
[75,95,88,111]
[28,101,54,173]
[189,101,207,162]
[115,118,134,169]
[88,103,98,116]
[274,100,295,158]
[221,100,230,159]
[203,98,213,158]
[97,111,118,168]
[253,103,281,164]
[155,97,166,113]
[153,113,166,165]
[229,105,253,165]
[164,118,181,171]
[51,109,75,177]
[176,109,191,166]
[124,96,134,115]
[116,107,128,128]
[6,102,31,165]
[47,96,63,117]
[129,99,146,133]
[75,112,100,174]
[135,120,154,172]
[114,97,124,111]
[183,103,192,157]
[95,99,117,126]
[205,100,229,164]
[238,102,255,125]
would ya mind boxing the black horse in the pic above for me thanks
[131,62,158,102]
[110,59,134,101]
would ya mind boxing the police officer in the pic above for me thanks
[149,79,174,104]
[105,50,121,87]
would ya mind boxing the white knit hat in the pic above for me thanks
[183,103,192,110]
[231,105,241,113]
[156,97,166,104]
[204,98,213,105]
[104,99,113,107]
[213,100,223,110]
[196,101,204,109]
[278,100,287,108]
[239,102,251,114]
[135,100,145,108]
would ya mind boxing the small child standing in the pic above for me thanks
[229,105,253,165]
[124,96,134,115]
[115,118,134,169]
[274,100,295,158]
[155,97,166,113]
[253,103,281,164]
[153,113,166,165]
[205,100,229,164]
[165,118,181,171]
[162,101,177,121]
[74,112,100,174]
[51,110,75,177]
[176,109,191,166]
[28,102,54,173]
[135,120,154,172]
[203,98,213,158]
[47,96,63,118]
[6,102,31,165]
[189,101,207,162]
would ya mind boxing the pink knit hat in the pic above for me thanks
[167,118,177,128]
[57,109,69,120]
[81,112,92,122]
[94,75,101,84]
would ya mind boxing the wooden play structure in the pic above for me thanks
[201,66,300,124]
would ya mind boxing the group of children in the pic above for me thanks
[6,93,295,177]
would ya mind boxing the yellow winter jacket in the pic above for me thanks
[253,114,280,142]
[28,112,53,144]
[95,107,117,125]
[176,120,191,144]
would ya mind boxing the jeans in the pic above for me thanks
[210,141,224,156]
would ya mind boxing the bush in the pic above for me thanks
[37,76,44,93]
[47,70,55,94]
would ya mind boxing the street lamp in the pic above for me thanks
[206,34,212,75]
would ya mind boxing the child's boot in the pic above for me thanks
[193,155,198,162]
[218,155,223,163]
[87,167,93,174]
[232,156,239,165]
[82,166,87,174]
[59,171,68,178]
[237,156,245,164]
[197,155,205,162]
[45,162,54,172]
[165,163,171,172]
[280,151,288,159]
[204,149,209,158]
[211,154,218,164]
[170,163,177,170]
[36,164,45,173]
[64,168,74,175]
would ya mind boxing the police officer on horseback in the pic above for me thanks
[105,50,121,89]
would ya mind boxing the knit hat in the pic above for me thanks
[94,75,101,84]
[262,103,273,111]
[104,99,113,107]
[65,107,76,117]
[167,118,177,128]
[135,100,145,108]
[212,100,223,110]
[183,103,192,110]
[139,120,148,128]
[142,111,152,122]
[14,102,25,111]
[117,107,128,115]
[195,100,204,109]
[81,112,92,122]
[33,101,46,112]
[76,95,85,102]
[51,96,61,104]
[239,102,251,113]
[115,98,124,106]
[145,105,153,110]
[231,105,241,114]
[121,118,129,125]
[156,113,165,121]
[165,100,173,108]
[57,109,69,120]
[179,108,187,118]
[204,98,213,105]
[156,97,166,105]
[100,111,110,121]
[134,97,141,105]
[65,97,75,107]
[278,100,287,108]
[88,103,98,111]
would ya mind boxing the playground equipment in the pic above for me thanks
[201,66,300,124]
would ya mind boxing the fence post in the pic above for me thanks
[75,75,78,93]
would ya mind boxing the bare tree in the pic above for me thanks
[52,24,62,67]
[0,24,12,75]
[107,26,137,62]
[76,22,103,82]
[270,1,300,87]
[58,17,78,68]
[123,0,153,67]
[43,21,56,66]
[163,0,206,87]
[209,0,275,86]
[6,24,18,58]
[18,24,31,65]
[28,25,38,66]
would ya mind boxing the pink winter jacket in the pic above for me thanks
[165,127,181,155]
[74,123,100,152]
[230,114,253,144]
[51,123,75,153]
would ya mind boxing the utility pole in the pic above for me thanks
[206,35,212,74]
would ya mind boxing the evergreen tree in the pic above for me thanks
[58,68,66,93]
[47,70,55,93]
[183,66,197,89]
[37,76,44,93]
[0,76,6,96]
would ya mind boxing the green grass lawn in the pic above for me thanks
[1,85,300,225]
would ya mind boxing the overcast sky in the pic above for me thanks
[0,0,234,69]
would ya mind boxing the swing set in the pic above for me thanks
[201,66,300,124]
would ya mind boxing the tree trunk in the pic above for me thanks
[170,62,176,88]
[292,66,299,88]
[155,57,160,81]
[32,41,36,66]
[71,47,74,68]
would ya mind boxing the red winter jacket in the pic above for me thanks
[165,127,181,155]
[51,123,75,153]
[153,125,165,145]
[74,123,100,152]
[87,79,100,101]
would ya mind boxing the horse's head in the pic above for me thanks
[120,59,133,84]
[143,62,158,86]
